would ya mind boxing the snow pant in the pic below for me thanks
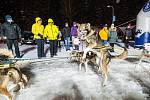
[49,40,57,57]
[35,39,45,58]
[57,40,61,52]
[64,37,70,50]
[125,39,129,48]
[7,39,20,58]
[110,43,115,52]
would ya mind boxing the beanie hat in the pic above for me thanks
[5,15,12,21]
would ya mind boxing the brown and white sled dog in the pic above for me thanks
[0,49,29,100]
[79,46,128,86]
[0,67,29,100]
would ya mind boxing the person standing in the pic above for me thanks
[99,24,109,46]
[32,17,45,58]
[1,15,21,58]
[109,24,118,52]
[62,22,71,51]
[57,27,62,52]
[44,18,59,57]
[124,24,132,48]
[0,23,2,42]
[71,22,78,49]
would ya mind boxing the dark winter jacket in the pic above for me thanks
[124,28,132,39]
[0,25,2,38]
[1,22,21,39]
[62,27,70,38]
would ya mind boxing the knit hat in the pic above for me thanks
[5,15,12,21]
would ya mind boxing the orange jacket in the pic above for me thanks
[99,28,109,40]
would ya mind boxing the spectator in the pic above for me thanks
[71,22,78,49]
[32,17,45,58]
[57,27,62,52]
[124,24,132,48]
[0,23,2,42]
[62,22,71,51]
[109,24,118,52]
[1,15,21,58]
[99,24,109,46]
[44,18,59,57]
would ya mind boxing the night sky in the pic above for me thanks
[0,0,148,31]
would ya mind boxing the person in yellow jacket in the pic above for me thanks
[99,24,109,46]
[44,18,59,57]
[32,17,45,58]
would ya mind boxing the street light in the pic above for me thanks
[107,5,115,24]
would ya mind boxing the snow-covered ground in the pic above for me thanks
[0,42,150,100]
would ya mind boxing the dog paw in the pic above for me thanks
[102,82,107,86]
[79,67,82,71]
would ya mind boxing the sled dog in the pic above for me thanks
[80,46,128,86]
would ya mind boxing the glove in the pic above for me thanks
[3,36,7,40]
[1,37,7,43]
[44,38,48,43]
[17,38,22,42]
[38,34,43,38]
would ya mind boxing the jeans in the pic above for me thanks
[57,40,61,52]
[125,39,129,48]
[110,43,114,52]
[35,39,45,58]
[102,40,109,46]
[7,39,20,58]
[64,37,70,50]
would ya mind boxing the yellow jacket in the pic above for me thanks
[44,24,59,40]
[32,17,44,39]
[99,28,109,40]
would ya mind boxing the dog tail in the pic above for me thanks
[111,47,128,60]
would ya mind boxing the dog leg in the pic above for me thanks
[13,74,28,92]
[102,62,109,86]
[21,74,28,86]
[82,48,91,59]
[79,56,85,71]
[84,60,88,72]
[69,56,72,61]
[99,55,103,72]
[0,76,12,100]
[96,57,101,72]
[0,88,12,100]
[79,63,82,71]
